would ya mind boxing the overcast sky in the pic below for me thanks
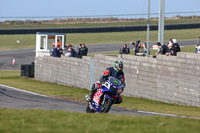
[0,0,200,17]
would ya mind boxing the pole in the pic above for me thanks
[146,0,150,57]
[158,0,165,45]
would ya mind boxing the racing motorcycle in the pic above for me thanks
[85,76,123,113]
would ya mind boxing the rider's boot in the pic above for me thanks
[85,83,98,103]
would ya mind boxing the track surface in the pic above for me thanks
[0,84,184,117]
[0,40,197,70]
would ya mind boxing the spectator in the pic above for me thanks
[119,43,130,54]
[155,42,169,55]
[134,40,140,55]
[50,44,55,56]
[52,45,61,57]
[136,42,148,57]
[65,47,73,57]
[59,45,63,56]
[78,43,88,58]
[137,42,143,53]
[171,39,181,56]
[195,37,200,54]
[65,45,78,58]
[165,43,173,56]
[78,44,82,56]
[57,39,61,47]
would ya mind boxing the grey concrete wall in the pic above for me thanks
[35,52,200,107]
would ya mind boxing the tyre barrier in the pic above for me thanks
[21,62,34,77]
[0,23,200,35]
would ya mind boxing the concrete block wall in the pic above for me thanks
[35,52,200,107]
[35,56,91,89]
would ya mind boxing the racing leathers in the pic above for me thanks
[90,67,126,104]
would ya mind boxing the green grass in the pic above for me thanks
[0,28,199,50]
[0,108,200,133]
[0,70,200,118]
[1,18,200,29]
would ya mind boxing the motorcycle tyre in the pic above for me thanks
[86,104,95,113]
[100,98,113,113]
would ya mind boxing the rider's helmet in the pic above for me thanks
[113,60,123,73]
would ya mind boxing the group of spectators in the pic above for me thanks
[119,38,182,57]
[119,41,149,57]
[51,37,200,58]
[50,39,88,58]
[156,38,181,56]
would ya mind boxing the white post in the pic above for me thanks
[158,0,165,45]
[147,0,150,57]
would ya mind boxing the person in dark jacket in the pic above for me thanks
[65,47,78,57]
[131,40,140,55]
[52,45,61,57]
[119,43,130,54]
[86,61,126,104]
[79,43,88,58]
[155,42,170,55]
[171,39,181,56]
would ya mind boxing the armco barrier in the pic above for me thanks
[1,23,200,34]
[35,53,200,107]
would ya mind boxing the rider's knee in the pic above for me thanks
[91,83,100,90]
[115,96,122,104]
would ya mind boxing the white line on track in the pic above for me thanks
[0,84,48,97]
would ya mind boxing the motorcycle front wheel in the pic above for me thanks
[100,98,113,113]
[86,104,95,113]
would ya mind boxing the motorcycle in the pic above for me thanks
[85,76,123,113]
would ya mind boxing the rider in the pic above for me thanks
[86,60,126,104]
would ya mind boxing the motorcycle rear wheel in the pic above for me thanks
[100,98,113,113]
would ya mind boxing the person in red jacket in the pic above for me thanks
[86,60,126,104]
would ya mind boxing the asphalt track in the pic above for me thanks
[0,40,197,70]
[1,84,197,118]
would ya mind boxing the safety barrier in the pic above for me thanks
[0,23,200,35]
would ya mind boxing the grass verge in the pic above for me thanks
[0,28,199,50]
[0,108,200,133]
[0,69,200,118]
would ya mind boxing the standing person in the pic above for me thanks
[50,44,55,56]
[195,37,200,54]
[171,39,181,56]
[155,42,169,55]
[86,61,126,104]
[133,40,140,55]
[57,39,61,47]
[68,44,79,57]
[58,45,63,56]
[119,43,130,54]
[78,44,82,56]
[137,42,143,53]
[52,45,60,57]
[165,43,173,56]
[136,42,148,57]
[79,43,88,58]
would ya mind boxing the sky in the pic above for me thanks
[0,0,200,17]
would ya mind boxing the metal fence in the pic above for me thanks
[0,11,200,24]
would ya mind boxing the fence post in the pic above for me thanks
[90,58,94,88]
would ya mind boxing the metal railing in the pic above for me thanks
[0,11,200,25]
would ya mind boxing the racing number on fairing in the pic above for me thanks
[103,82,110,89]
